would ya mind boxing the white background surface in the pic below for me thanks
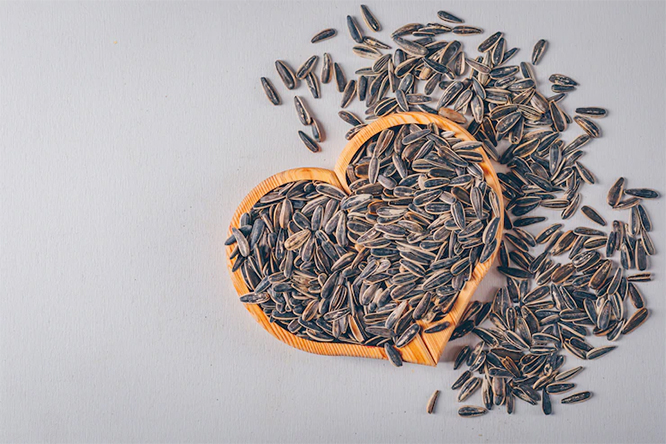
[1,1,665,442]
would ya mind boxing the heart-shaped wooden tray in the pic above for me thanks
[226,112,504,366]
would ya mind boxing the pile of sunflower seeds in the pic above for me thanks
[253,5,659,417]
[440,173,656,417]
[228,121,501,365]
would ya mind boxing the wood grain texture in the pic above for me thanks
[227,113,502,366]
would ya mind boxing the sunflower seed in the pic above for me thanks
[347,15,364,43]
[454,347,471,370]
[334,62,347,93]
[339,110,363,126]
[546,383,575,394]
[239,292,270,304]
[574,115,601,138]
[275,60,297,89]
[581,205,606,226]
[531,39,547,65]
[466,58,491,74]
[232,227,250,257]
[478,31,503,52]
[341,80,357,108]
[311,118,324,142]
[296,55,318,79]
[586,346,616,360]
[498,266,532,280]
[385,343,403,367]
[622,308,649,334]
[458,406,488,417]
[294,96,312,125]
[542,389,552,415]
[395,323,421,347]
[424,321,451,334]
[552,84,575,93]
[311,28,337,43]
[607,177,625,207]
[321,53,333,84]
[360,5,381,32]
[458,377,482,402]
[555,366,584,382]
[453,25,484,35]
[627,272,652,282]
[260,77,280,105]
[353,45,382,59]
[391,23,423,38]
[298,131,321,153]
[452,371,473,392]
[437,10,464,24]
[393,36,428,56]
[561,392,591,404]
[549,73,578,86]
[550,101,567,132]
[637,205,652,231]
[625,188,659,199]
[305,72,321,99]
[427,390,440,414]
[575,107,607,118]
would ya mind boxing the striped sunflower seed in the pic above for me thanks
[260,77,280,105]
[360,5,381,32]
[275,60,297,89]
[311,28,337,44]
[531,39,547,64]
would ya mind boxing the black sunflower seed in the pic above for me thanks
[531,39,547,64]
[260,77,280,105]
[360,5,381,32]
[346,15,364,43]
[311,28,337,43]
[298,130,321,153]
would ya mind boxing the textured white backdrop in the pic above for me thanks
[1,1,665,442]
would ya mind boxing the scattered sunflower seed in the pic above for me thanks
[532,39,547,64]
[321,53,333,84]
[607,178,625,207]
[347,15,364,43]
[438,10,464,24]
[275,60,297,89]
[294,96,311,125]
[575,107,607,118]
[298,130,320,153]
[305,72,321,99]
[581,205,607,226]
[296,55,318,79]
[625,188,659,199]
[574,115,601,138]
[427,390,440,414]
[360,5,381,32]
[561,392,592,404]
[458,406,488,417]
[260,77,280,105]
[311,28,337,44]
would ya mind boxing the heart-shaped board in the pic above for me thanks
[226,112,504,366]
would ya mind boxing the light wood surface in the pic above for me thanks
[226,112,503,366]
